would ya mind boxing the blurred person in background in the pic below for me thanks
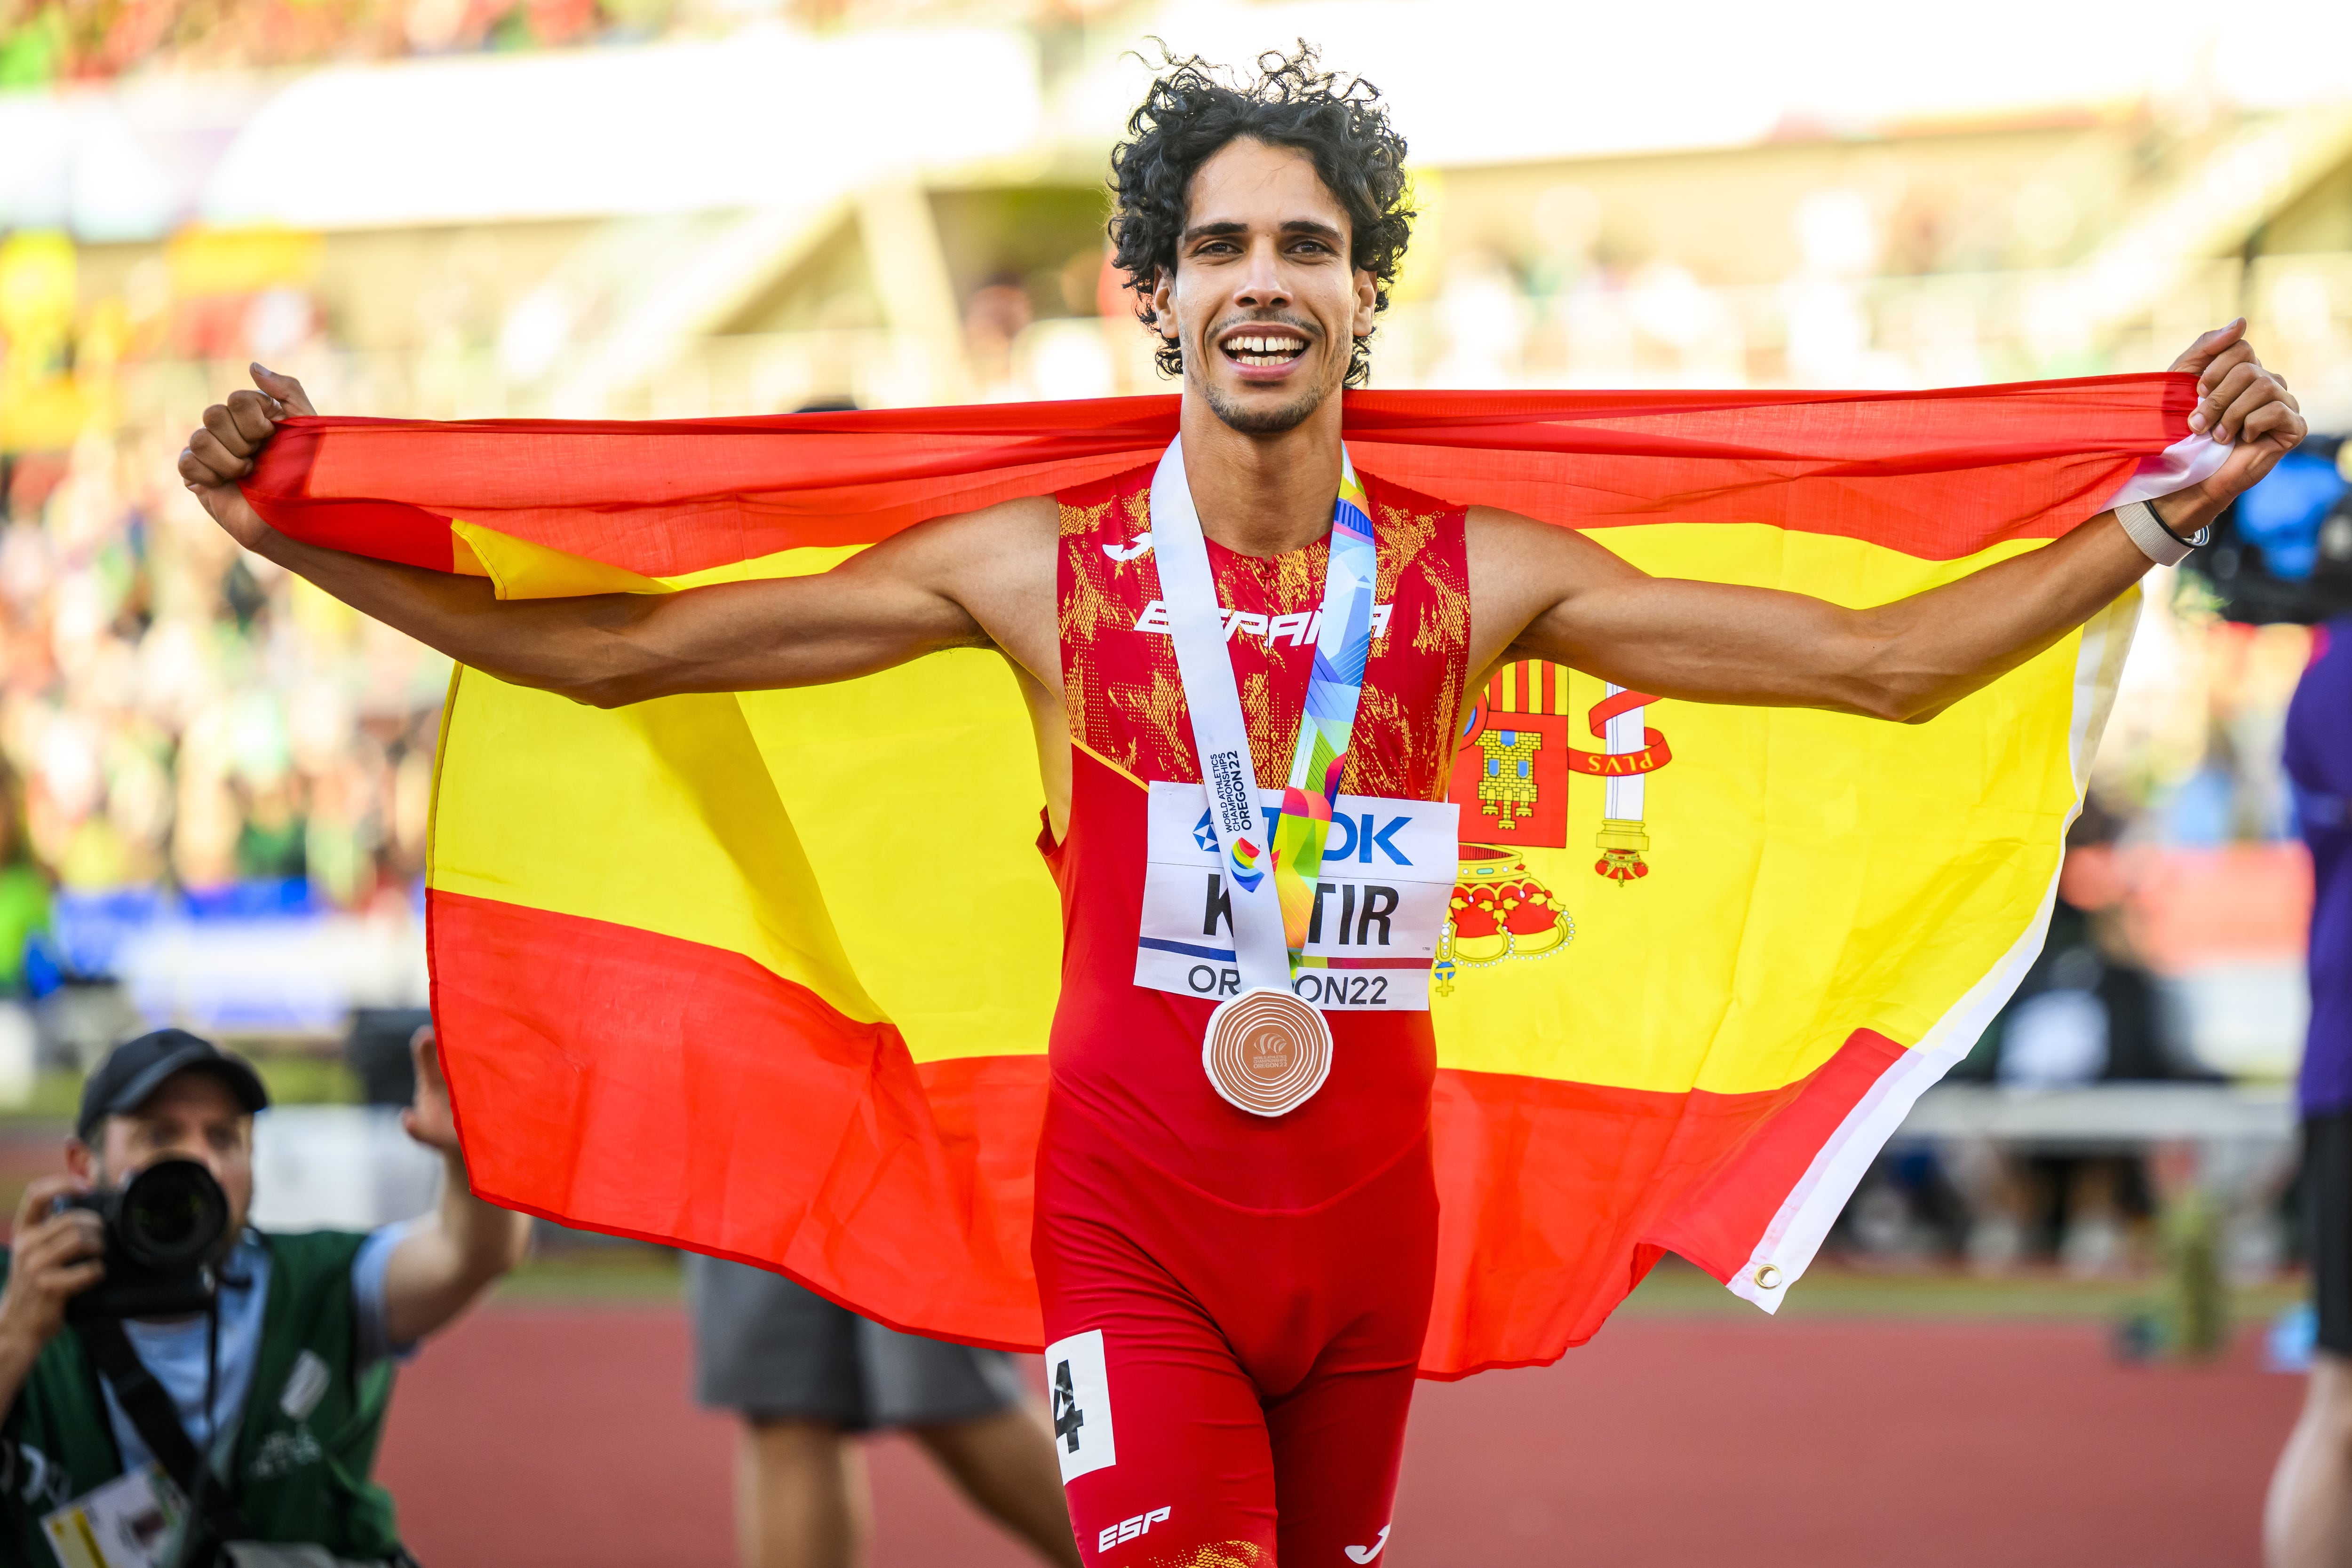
[0,765,52,997]
[0,764,53,1102]
[0,1026,530,1566]
[965,274,1036,399]
[2267,616,2352,1567]
[688,1255,1081,1568]
[1943,800,2201,1272]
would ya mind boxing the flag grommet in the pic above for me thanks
[1752,1264,1783,1291]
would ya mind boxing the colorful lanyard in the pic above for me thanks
[1148,435,1379,993]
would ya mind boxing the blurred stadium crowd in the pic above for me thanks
[1,0,691,82]
[0,0,1086,83]
[0,232,445,912]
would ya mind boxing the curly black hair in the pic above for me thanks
[1108,43,1414,388]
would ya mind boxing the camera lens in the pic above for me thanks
[117,1158,229,1271]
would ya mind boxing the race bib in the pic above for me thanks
[1137,782,1456,1011]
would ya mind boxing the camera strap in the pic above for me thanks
[75,1315,253,1554]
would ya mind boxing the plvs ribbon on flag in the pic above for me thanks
[244,378,2212,1376]
[1460,675,1672,882]
[1570,688,1669,779]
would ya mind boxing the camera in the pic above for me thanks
[2183,436,2352,626]
[55,1158,232,1321]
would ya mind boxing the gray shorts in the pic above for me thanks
[684,1254,1025,1431]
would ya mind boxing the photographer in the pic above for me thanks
[0,1027,531,1566]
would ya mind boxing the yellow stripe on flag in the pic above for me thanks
[746,658,1063,1062]
[432,673,891,1026]
[1430,522,2123,1096]
[431,523,1062,1063]
[453,518,865,598]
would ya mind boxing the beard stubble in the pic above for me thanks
[1190,319,1349,435]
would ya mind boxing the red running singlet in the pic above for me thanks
[1036,460,1470,1567]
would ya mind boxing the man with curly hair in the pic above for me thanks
[180,46,2301,1568]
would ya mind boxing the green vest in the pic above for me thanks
[0,1229,405,1564]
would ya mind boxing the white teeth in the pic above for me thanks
[1225,334,1305,357]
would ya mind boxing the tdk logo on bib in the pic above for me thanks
[1190,807,1418,866]
[1144,782,1456,1012]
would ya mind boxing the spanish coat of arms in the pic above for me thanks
[1435,660,1673,994]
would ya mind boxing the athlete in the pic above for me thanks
[179,49,2302,1568]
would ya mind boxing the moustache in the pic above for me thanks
[1208,313,1323,343]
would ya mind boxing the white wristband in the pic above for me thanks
[2115,499,2206,568]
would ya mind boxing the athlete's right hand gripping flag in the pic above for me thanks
[246,378,2212,1376]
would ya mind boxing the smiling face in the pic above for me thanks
[1148,137,1379,436]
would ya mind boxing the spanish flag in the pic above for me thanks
[246,378,2205,1377]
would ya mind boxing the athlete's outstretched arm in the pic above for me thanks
[177,368,1057,706]
[1474,322,2307,723]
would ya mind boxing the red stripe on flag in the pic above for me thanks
[1420,1030,1906,1378]
[250,377,2195,576]
[429,886,1914,1374]
[246,422,459,571]
[427,889,1046,1350]
[1643,1029,1908,1280]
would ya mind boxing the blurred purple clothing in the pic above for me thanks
[2290,618,2352,1115]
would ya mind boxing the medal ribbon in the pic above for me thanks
[1148,436,1379,995]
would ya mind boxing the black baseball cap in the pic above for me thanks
[76,1028,270,1141]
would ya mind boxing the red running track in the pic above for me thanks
[377,1308,2300,1568]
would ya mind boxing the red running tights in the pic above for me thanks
[1033,1095,1438,1567]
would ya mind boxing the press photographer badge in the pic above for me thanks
[41,1464,187,1568]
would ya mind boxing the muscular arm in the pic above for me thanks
[1471,500,2157,723]
[179,369,1060,706]
[1470,324,2307,722]
[250,507,1049,708]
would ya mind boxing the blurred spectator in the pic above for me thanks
[687,1257,1081,1568]
[965,275,1035,400]
[345,1006,431,1105]
[0,764,51,995]
[0,764,45,1103]
[1943,800,2203,1272]
[2266,618,2352,1568]
[1837,1148,1972,1263]
[1959,800,2193,1089]
[1430,252,1528,387]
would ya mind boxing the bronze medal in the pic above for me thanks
[1202,988,1332,1117]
